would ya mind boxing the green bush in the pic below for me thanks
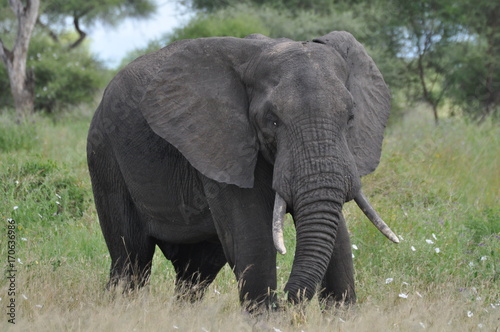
[0,33,108,112]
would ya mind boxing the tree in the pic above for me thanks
[382,0,461,124]
[0,0,156,117]
[0,0,40,118]
[446,0,499,122]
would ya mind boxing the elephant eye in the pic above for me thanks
[265,111,279,128]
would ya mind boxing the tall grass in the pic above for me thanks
[1,109,499,331]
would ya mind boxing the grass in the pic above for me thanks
[1,107,499,331]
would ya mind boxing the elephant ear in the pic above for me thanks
[139,38,259,188]
[314,31,391,176]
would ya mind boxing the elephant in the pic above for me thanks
[86,31,398,310]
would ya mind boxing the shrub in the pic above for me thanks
[0,33,108,112]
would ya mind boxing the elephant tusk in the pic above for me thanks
[354,190,400,244]
[272,193,287,255]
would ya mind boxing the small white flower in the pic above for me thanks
[411,246,416,251]
[480,256,487,261]
[425,239,434,244]
[352,254,355,258]
[435,248,440,253]
[419,322,426,329]
[273,328,282,332]
[402,282,410,286]
[214,288,220,295]
[385,278,394,284]
[173,326,179,329]
[56,193,62,199]
[467,311,473,318]
[15,180,19,184]
[276,266,280,269]
[18,258,23,264]
[13,206,19,210]
[469,262,474,267]
[21,238,27,241]
[398,293,408,299]
[56,201,60,205]
[432,233,437,240]
[352,244,358,250]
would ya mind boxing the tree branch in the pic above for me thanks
[0,38,12,65]
[69,15,87,49]
[68,8,93,49]
[36,17,59,43]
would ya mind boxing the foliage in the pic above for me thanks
[0,0,154,116]
[182,0,360,13]
[0,33,108,112]
[41,0,156,25]
[443,0,500,122]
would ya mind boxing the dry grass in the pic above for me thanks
[3,262,499,331]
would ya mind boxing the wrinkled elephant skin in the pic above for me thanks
[87,31,393,310]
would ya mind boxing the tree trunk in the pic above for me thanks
[0,0,40,119]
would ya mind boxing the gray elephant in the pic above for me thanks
[87,31,398,310]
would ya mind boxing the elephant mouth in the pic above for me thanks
[272,189,399,255]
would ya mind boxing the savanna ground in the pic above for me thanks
[0,106,499,331]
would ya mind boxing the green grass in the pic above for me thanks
[1,108,499,331]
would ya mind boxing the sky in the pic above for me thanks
[88,1,192,68]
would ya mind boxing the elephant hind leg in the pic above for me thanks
[319,214,356,308]
[88,149,155,291]
[157,241,227,302]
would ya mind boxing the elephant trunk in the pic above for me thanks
[282,173,349,303]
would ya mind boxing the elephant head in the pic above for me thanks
[139,31,397,303]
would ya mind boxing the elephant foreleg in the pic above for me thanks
[319,213,356,308]
[201,176,277,312]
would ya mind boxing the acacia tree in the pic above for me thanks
[0,0,40,118]
[0,0,156,117]
[448,0,500,122]
[382,0,460,125]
